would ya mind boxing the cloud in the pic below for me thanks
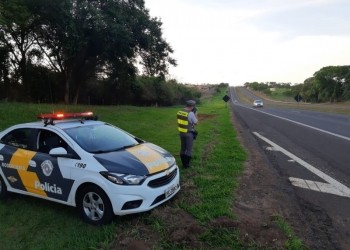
[145,0,350,85]
[248,0,350,37]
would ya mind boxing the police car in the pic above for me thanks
[0,112,180,225]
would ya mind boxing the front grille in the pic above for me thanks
[148,168,177,188]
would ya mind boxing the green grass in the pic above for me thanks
[268,88,294,101]
[273,216,307,250]
[0,195,115,250]
[184,93,245,222]
[0,89,304,249]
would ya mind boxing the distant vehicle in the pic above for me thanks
[253,100,264,107]
[0,112,180,225]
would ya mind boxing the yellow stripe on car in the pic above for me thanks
[10,149,47,196]
[127,145,169,174]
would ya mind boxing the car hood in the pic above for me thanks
[93,143,173,175]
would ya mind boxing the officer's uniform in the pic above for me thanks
[177,100,198,168]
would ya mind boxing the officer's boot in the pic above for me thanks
[184,155,192,168]
[180,154,186,167]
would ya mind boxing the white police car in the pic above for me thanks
[0,112,180,225]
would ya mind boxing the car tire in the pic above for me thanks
[0,175,9,199]
[77,185,114,225]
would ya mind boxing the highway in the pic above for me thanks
[229,86,350,248]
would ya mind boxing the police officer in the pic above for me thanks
[177,100,198,168]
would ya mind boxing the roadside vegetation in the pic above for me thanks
[0,0,201,106]
[0,87,306,249]
[242,68,350,115]
[237,85,350,115]
[245,65,350,103]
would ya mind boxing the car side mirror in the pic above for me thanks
[49,147,80,159]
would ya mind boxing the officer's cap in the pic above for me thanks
[186,100,196,106]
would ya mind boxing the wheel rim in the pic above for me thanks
[82,192,105,221]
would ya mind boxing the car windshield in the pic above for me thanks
[64,124,139,153]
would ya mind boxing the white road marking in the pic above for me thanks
[289,177,348,198]
[253,132,350,198]
[266,146,277,151]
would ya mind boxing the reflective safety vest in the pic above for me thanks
[177,110,189,133]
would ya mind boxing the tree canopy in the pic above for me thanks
[0,0,178,104]
[244,65,350,103]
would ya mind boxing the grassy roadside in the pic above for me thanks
[0,88,303,249]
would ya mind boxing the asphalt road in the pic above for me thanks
[229,86,350,249]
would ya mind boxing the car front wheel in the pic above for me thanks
[77,185,114,225]
[0,175,9,199]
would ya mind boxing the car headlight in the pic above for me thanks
[165,156,176,166]
[100,172,147,185]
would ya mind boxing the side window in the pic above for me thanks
[1,128,34,150]
[38,130,68,154]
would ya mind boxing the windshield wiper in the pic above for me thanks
[134,137,145,143]
[118,143,138,150]
[90,149,113,154]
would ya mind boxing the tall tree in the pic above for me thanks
[313,66,350,102]
[137,16,177,79]
[0,0,37,100]
[32,0,176,104]
[1,0,177,104]
[0,46,11,99]
[30,0,102,104]
[300,77,319,102]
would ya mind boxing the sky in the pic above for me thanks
[144,0,350,86]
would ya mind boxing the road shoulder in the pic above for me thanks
[230,103,340,249]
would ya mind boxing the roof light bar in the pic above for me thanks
[37,112,95,121]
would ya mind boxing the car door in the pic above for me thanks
[0,128,75,202]
[0,128,39,195]
[31,129,75,201]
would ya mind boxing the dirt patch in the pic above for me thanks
[197,113,216,120]
[109,206,206,250]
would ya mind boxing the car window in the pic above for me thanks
[64,124,138,153]
[37,130,68,154]
[1,128,35,150]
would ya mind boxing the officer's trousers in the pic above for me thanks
[179,132,194,156]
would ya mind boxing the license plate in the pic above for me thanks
[165,183,179,198]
